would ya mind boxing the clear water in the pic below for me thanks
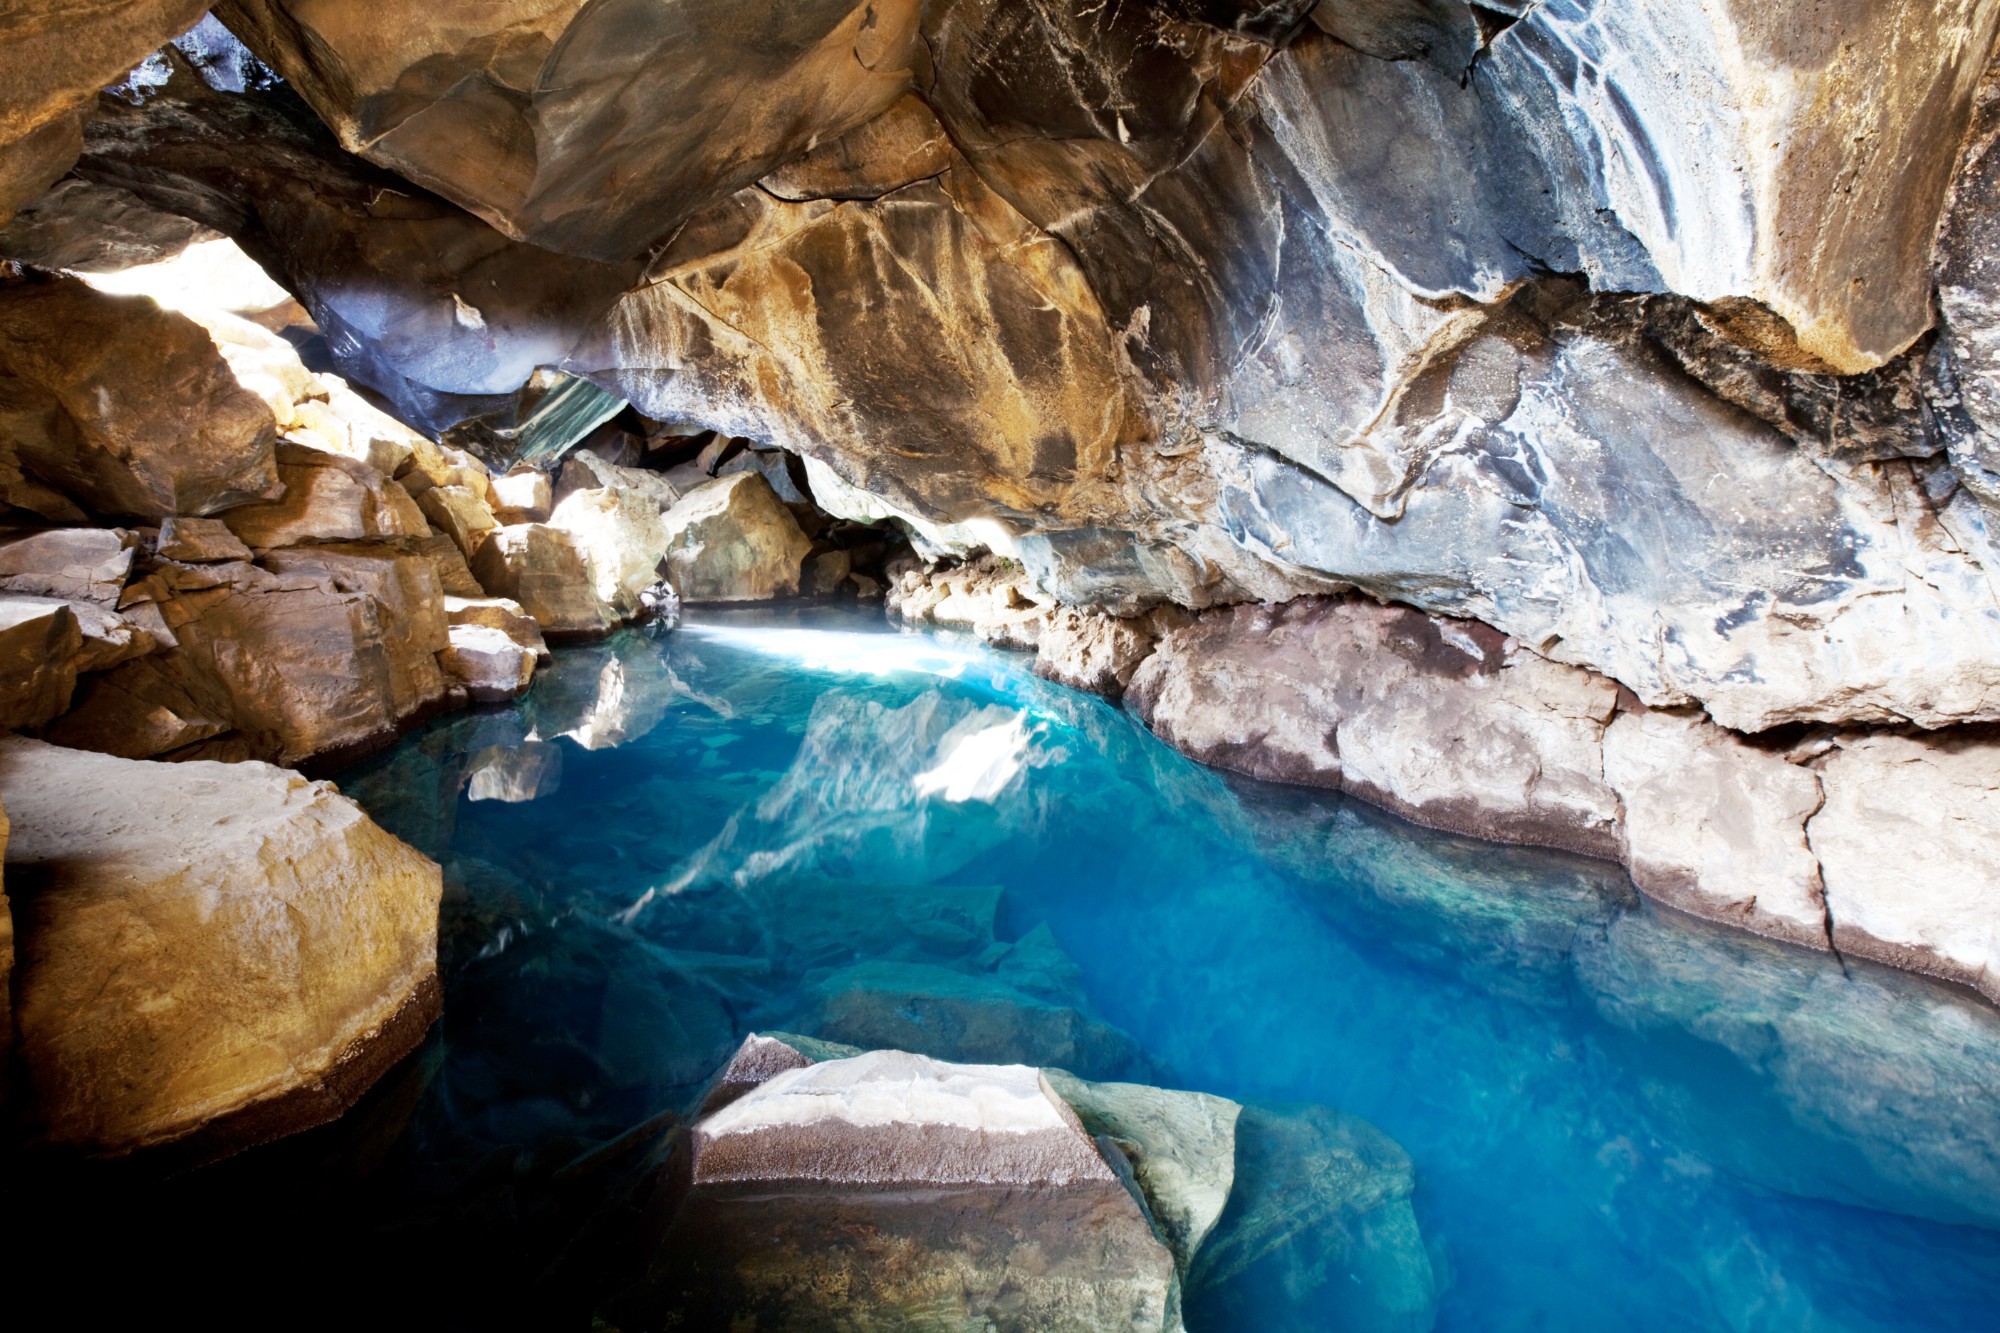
[21,605,2000,1331]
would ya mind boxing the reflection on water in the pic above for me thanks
[11,605,1998,1330]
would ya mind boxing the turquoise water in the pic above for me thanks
[25,605,1998,1330]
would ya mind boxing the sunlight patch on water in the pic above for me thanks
[677,623,986,681]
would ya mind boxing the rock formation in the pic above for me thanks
[0,735,440,1160]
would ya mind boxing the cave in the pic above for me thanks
[2,3,2000,1329]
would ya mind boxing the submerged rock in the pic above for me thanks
[0,736,440,1160]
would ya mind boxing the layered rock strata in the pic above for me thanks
[0,736,441,1160]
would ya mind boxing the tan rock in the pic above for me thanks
[417,483,500,559]
[223,442,429,549]
[0,527,133,604]
[156,516,253,564]
[0,596,79,728]
[1811,734,2000,1004]
[555,448,679,512]
[1034,607,1158,701]
[470,523,615,636]
[490,468,553,524]
[397,438,493,505]
[0,736,440,1159]
[0,276,280,519]
[0,1,209,223]
[440,623,536,703]
[802,549,851,597]
[445,595,550,662]
[50,556,447,765]
[414,531,487,598]
[549,485,669,616]
[662,472,812,603]
[1603,709,1830,951]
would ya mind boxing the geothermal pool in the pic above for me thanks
[24,606,2000,1330]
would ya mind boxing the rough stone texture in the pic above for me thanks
[638,1040,1181,1332]
[1603,710,1830,951]
[0,597,80,729]
[1129,598,1627,858]
[1811,734,2000,1004]
[214,0,924,262]
[445,595,549,662]
[555,448,678,513]
[0,1,209,222]
[440,623,536,703]
[222,442,429,549]
[661,472,811,603]
[470,523,615,636]
[0,527,133,604]
[548,485,669,617]
[490,468,553,524]
[49,554,447,766]
[416,484,500,560]
[0,275,280,521]
[156,516,253,564]
[0,736,439,1160]
[0,177,218,273]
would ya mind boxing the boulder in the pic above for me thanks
[660,472,811,602]
[1602,709,1830,951]
[222,442,429,549]
[0,275,280,520]
[1128,598,1625,858]
[0,736,440,1160]
[415,483,500,559]
[8,594,158,674]
[554,448,678,512]
[155,516,252,564]
[490,468,553,524]
[0,1,209,222]
[548,485,670,617]
[0,527,133,603]
[49,555,446,765]
[1810,734,2000,1004]
[445,595,550,662]
[1034,607,1160,701]
[635,1045,1181,1332]
[470,523,616,636]
[0,596,79,728]
[440,624,536,703]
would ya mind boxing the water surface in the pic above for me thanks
[18,606,2000,1331]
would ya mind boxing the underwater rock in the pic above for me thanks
[463,740,562,804]
[0,735,439,1160]
[0,275,279,521]
[659,472,810,603]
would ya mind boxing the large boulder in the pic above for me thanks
[0,596,80,728]
[0,736,440,1160]
[470,523,616,636]
[49,553,448,765]
[660,471,811,603]
[548,484,670,617]
[221,442,429,549]
[1810,733,2000,1003]
[0,275,280,520]
[0,527,134,603]
[630,1044,1182,1332]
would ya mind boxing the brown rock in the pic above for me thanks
[50,556,447,765]
[0,1,210,223]
[554,448,679,513]
[416,483,500,559]
[470,523,615,636]
[156,516,253,563]
[0,526,133,603]
[661,472,811,603]
[0,790,10,1102]
[0,735,440,1160]
[0,596,79,728]
[222,441,428,549]
[759,94,956,202]
[0,275,280,520]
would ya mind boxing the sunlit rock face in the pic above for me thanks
[53,3,2000,741]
